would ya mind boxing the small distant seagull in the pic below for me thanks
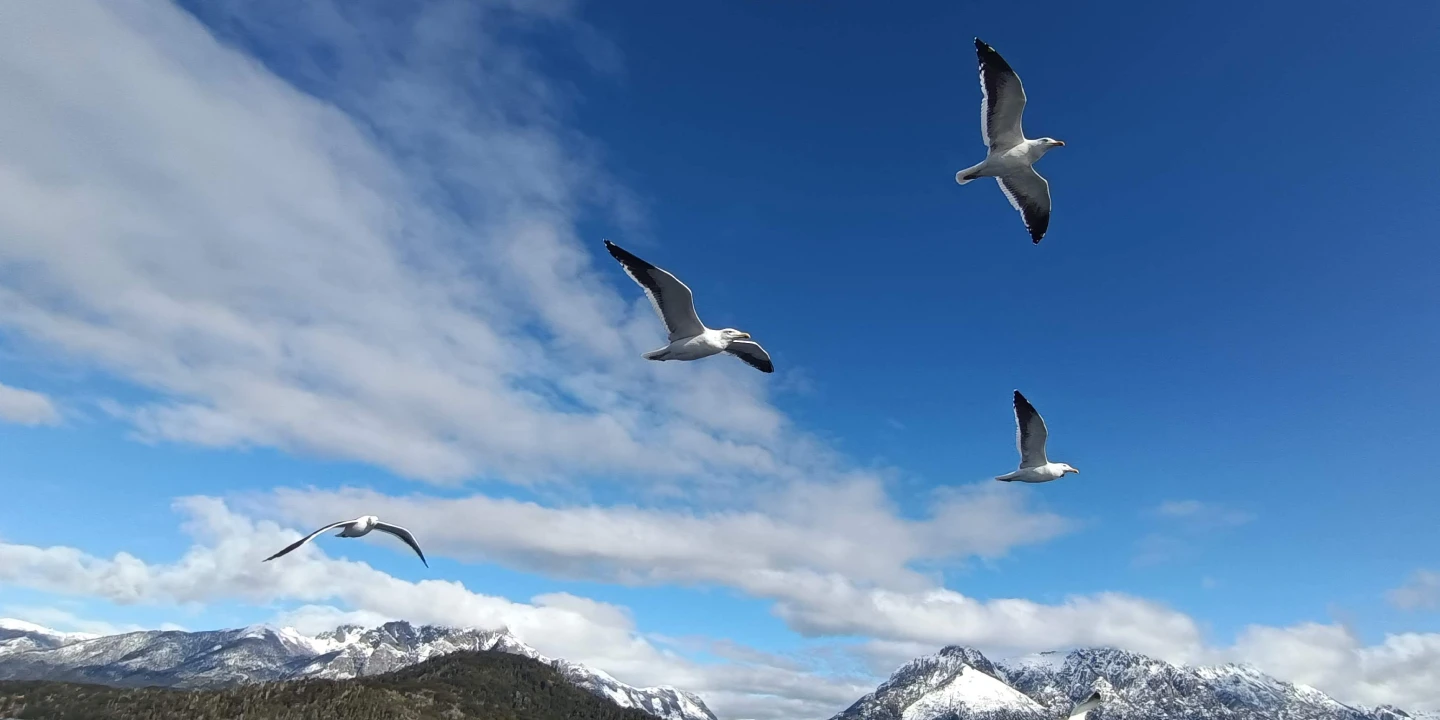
[956,38,1066,244]
[1067,691,1103,720]
[995,390,1079,483]
[262,515,428,567]
[604,239,774,373]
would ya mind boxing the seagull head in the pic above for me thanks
[1039,137,1065,151]
[1059,463,1079,475]
[719,329,751,343]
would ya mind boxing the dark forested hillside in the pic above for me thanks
[0,649,662,720]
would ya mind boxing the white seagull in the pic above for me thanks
[1067,692,1103,720]
[995,390,1079,483]
[956,38,1065,244]
[262,515,428,567]
[605,239,774,373]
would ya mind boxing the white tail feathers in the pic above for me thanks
[955,162,986,185]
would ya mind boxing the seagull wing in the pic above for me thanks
[996,167,1052,244]
[263,520,351,562]
[1066,692,1103,720]
[725,340,774,373]
[1013,390,1050,468]
[374,521,429,567]
[605,240,706,342]
[975,38,1028,150]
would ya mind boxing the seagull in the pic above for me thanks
[262,515,428,567]
[955,38,1065,244]
[1067,692,1103,720]
[604,239,773,373]
[995,390,1079,483]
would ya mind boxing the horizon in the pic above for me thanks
[2,1,1439,719]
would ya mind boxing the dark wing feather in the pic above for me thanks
[263,520,350,562]
[996,167,1052,243]
[604,240,706,341]
[975,38,1028,149]
[374,522,429,567]
[1013,390,1050,468]
[726,340,774,373]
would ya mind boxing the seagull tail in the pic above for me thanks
[955,162,986,185]
[642,348,669,361]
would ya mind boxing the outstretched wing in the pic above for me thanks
[263,520,350,562]
[996,166,1052,243]
[374,522,429,567]
[726,340,774,373]
[605,240,706,341]
[1013,390,1050,468]
[975,38,1028,150]
[1067,691,1103,720]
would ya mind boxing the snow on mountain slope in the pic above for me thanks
[834,645,1436,720]
[0,619,97,657]
[0,618,715,720]
[833,646,1048,720]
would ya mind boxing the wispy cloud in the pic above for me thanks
[1154,499,1255,528]
[0,382,60,426]
[0,0,802,488]
[1135,499,1255,566]
[1389,570,1440,611]
[5,501,1440,715]
[0,498,866,720]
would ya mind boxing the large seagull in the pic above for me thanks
[605,239,774,373]
[956,38,1065,244]
[262,515,428,567]
[995,390,1079,483]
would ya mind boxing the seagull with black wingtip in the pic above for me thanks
[604,239,774,374]
[995,390,1079,483]
[262,515,428,567]
[956,38,1066,244]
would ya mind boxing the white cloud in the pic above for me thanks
[0,382,60,426]
[0,0,805,488]
[1389,570,1440,611]
[1230,623,1440,711]
[0,605,166,636]
[255,480,1072,594]
[5,498,1440,714]
[1154,499,1254,528]
[0,498,864,719]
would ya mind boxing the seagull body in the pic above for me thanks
[956,38,1065,244]
[263,515,428,567]
[1066,692,1103,720]
[604,239,774,373]
[995,390,1079,483]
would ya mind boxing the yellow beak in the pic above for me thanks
[737,332,751,339]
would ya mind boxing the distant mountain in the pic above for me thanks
[0,618,714,720]
[0,648,663,720]
[831,645,1440,720]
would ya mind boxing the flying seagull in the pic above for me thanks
[1067,692,1103,720]
[262,515,428,567]
[995,390,1079,483]
[604,239,774,373]
[956,38,1066,244]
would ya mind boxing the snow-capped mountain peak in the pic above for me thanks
[0,618,715,720]
[834,643,1437,720]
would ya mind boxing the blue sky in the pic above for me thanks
[2,0,1440,718]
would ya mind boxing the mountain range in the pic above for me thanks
[8,617,1440,720]
[0,647,663,720]
[0,617,715,720]
[832,645,1440,720]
